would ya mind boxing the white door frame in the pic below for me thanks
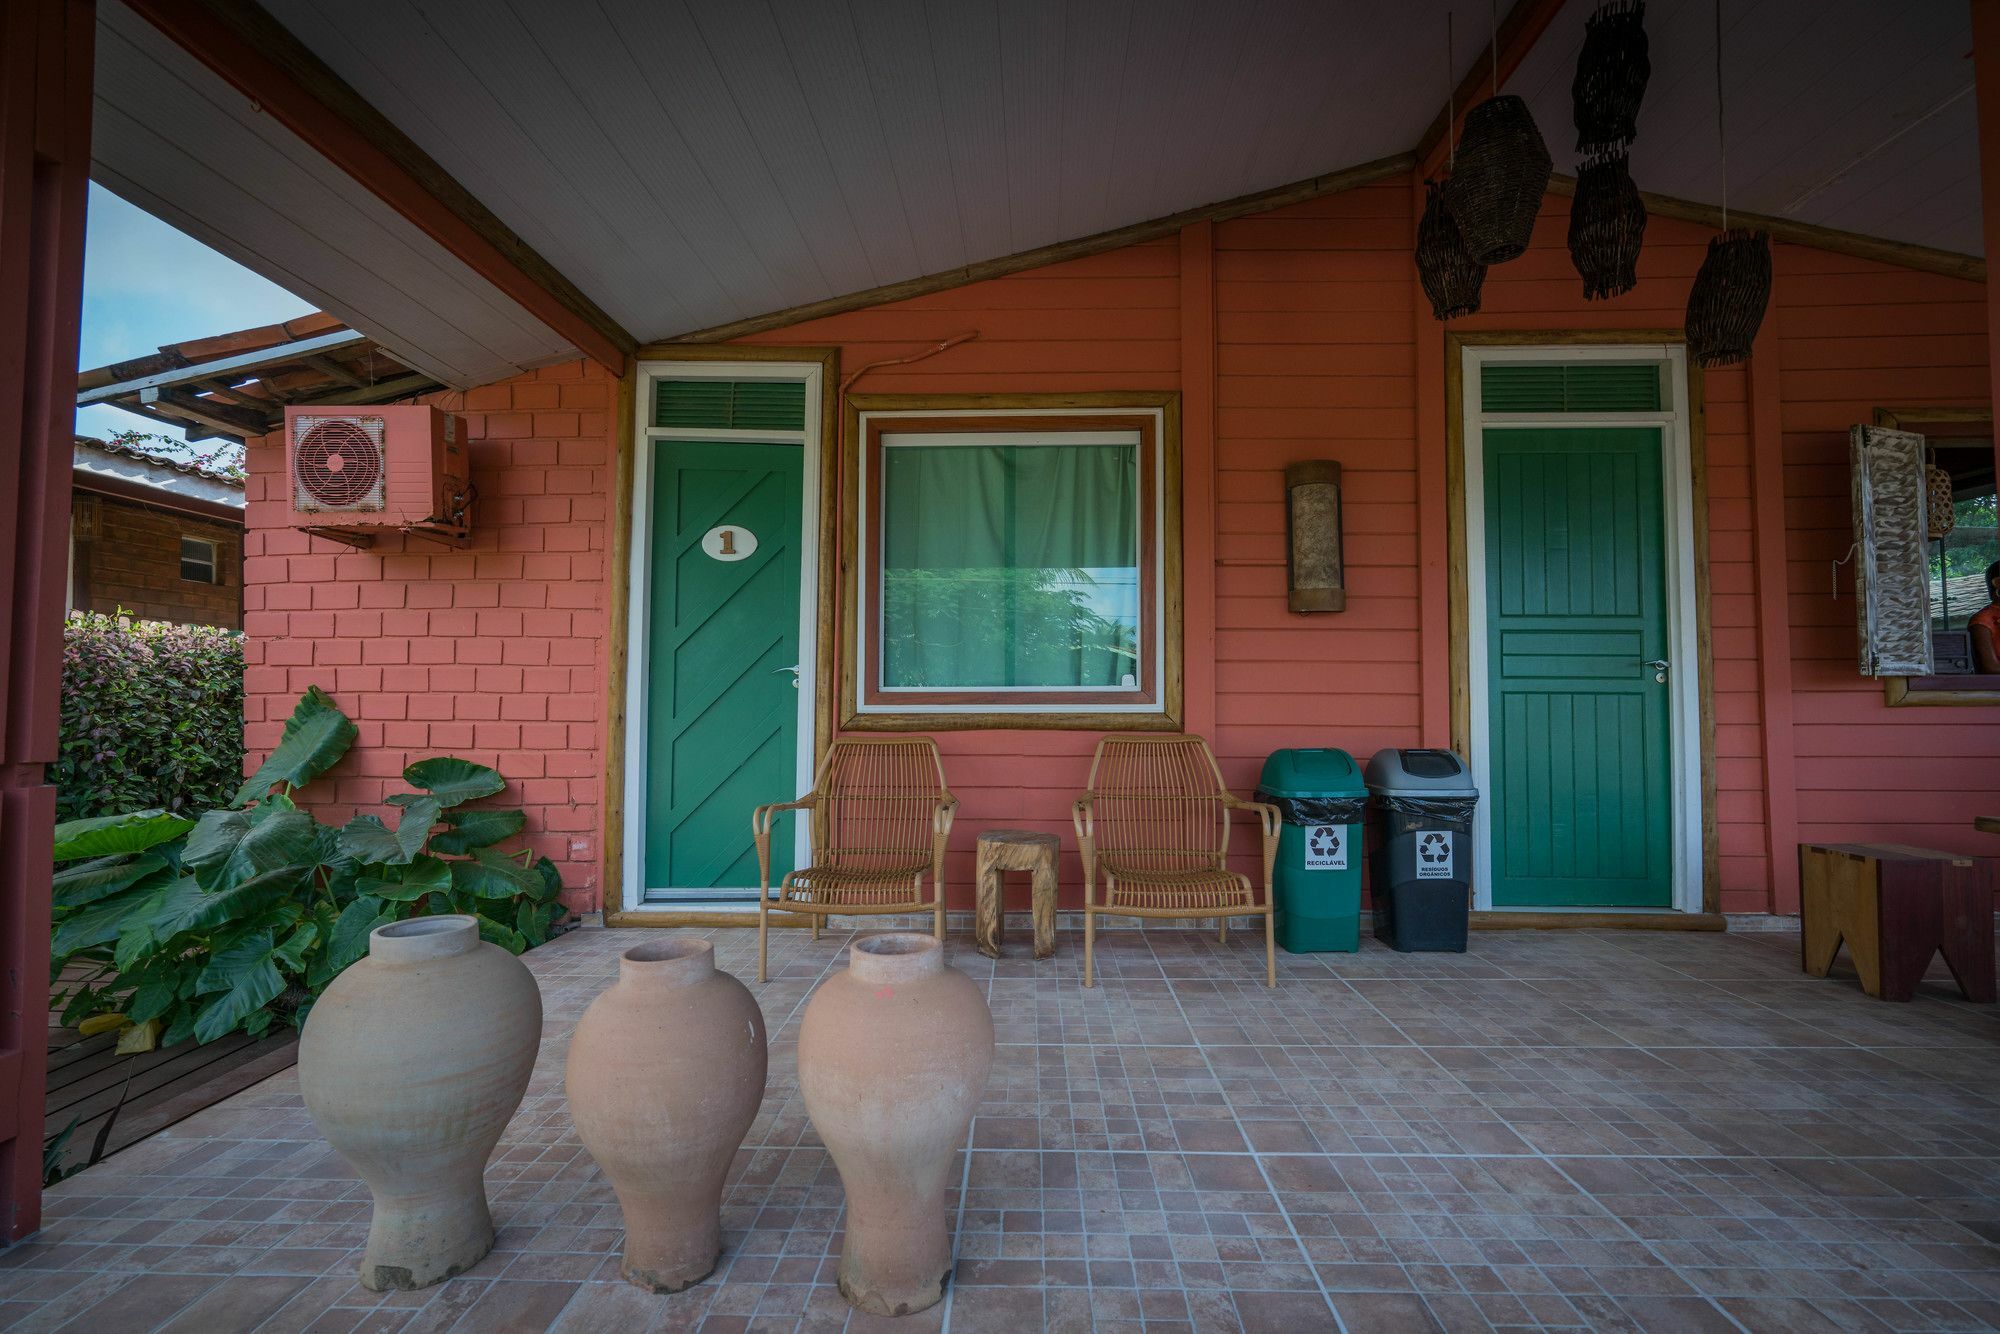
[622,359,822,910]
[1460,343,1703,914]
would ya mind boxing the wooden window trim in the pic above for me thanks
[842,392,1183,732]
[1872,406,2000,706]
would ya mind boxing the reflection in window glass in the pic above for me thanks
[1926,442,1998,633]
[880,441,1140,690]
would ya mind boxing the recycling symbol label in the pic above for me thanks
[1414,830,1453,880]
[1303,824,1346,870]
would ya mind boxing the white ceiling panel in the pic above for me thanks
[1508,0,1982,255]
[90,2,574,387]
[249,0,1521,342]
[96,0,1985,381]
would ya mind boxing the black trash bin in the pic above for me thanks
[1363,749,1478,952]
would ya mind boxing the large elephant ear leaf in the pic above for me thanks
[234,686,358,805]
[52,810,194,862]
[402,758,506,809]
[429,808,526,856]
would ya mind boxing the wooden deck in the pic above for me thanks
[43,1024,298,1180]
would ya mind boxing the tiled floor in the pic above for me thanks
[4,922,1999,1333]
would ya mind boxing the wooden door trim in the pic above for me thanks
[1447,333,1719,916]
[607,349,839,912]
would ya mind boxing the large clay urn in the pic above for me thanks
[299,915,542,1291]
[797,932,994,1316]
[565,937,767,1292]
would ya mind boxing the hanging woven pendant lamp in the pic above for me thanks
[1568,151,1646,300]
[1444,95,1553,264]
[1685,0,1770,367]
[1926,462,1956,538]
[1572,0,1650,155]
[1444,2,1552,264]
[1418,180,1486,319]
[1415,17,1485,320]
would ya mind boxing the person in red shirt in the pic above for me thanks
[1972,559,2000,673]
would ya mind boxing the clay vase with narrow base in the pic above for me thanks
[797,932,994,1317]
[565,937,767,1292]
[299,915,542,1292]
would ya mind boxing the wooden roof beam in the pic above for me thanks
[120,0,635,374]
[1545,174,1985,281]
[139,386,269,440]
[1415,0,1569,177]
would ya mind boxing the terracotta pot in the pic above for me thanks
[565,937,767,1292]
[797,933,993,1316]
[299,915,542,1291]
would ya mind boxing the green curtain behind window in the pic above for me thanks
[880,442,1140,689]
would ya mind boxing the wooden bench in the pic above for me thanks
[1799,842,1995,1003]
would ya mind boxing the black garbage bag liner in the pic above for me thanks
[1255,792,1368,825]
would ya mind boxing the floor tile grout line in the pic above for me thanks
[1148,939,1351,1334]
[938,948,999,1334]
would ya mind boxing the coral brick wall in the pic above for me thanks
[241,361,617,910]
[75,495,241,629]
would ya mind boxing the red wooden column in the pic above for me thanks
[0,0,94,1240]
[1976,0,2000,484]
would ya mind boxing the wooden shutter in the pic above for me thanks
[1850,425,1934,676]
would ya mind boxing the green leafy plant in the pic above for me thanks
[57,611,244,821]
[51,688,568,1046]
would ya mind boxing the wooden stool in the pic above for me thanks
[1800,843,1995,1002]
[975,829,1059,960]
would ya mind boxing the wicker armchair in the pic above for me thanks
[1072,734,1279,988]
[753,736,957,982]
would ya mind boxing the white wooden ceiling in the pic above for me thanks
[90,0,1984,384]
[91,1,573,386]
[1510,0,1981,256]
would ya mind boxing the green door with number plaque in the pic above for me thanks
[1483,426,1673,908]
[644,439,802,897]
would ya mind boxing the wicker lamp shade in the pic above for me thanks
[1567,152,1646,300]
[1572,0,1650,154]
[1416,180,1486,320]
[1442,95,1553,264]
[1685,229,1771,367]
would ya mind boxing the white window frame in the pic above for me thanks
[622,359,822,909]
[853,406,1168,716]
[1460,343,1704,916]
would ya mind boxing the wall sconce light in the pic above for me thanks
[1285,460,1344,613]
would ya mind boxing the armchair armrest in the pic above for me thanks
[1221,793,1281,894]
[752,794,818,892]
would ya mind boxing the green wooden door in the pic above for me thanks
[644,440,802,897]
[1483,427,1672,908]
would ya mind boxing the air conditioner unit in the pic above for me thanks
[285,405,471,543]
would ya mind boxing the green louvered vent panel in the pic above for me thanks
[654,379,807,431]
[1481,363,1662,414]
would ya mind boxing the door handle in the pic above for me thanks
[773,665,801,689]
[1643,658,1669,683]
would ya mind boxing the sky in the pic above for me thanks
[76,184,315,448]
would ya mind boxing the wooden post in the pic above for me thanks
[1747,319,1800,916]
[1973,0,2000,489]
[0,0,95,1241]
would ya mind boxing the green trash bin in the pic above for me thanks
[1257,748,1368,953]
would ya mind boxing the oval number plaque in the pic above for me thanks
[701,525,757,562]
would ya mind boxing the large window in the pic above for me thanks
[846,398,1180,727]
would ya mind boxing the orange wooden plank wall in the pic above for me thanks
[239,170,1997,917]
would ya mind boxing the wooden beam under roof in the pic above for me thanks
[1543,175,1986,282]
[120,0,635,373]
[140,387,270,439]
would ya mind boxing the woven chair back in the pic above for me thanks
[814,737,949,872]
[1085,735,1229,872]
